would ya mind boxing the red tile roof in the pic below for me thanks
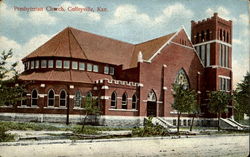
[23,27,176,69]
[19,70,113,84]
[21,27,176,83]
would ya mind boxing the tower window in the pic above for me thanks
[31,61,34,69]
[93,65,99,72]
[35,60,39,69]
[110,67,114,75]
[48,60,54,68]
[63,61,70,69]
[206,29,210,40]
[41,60,47,68]
[56,60,62,68]
[72,61,78,70]
[104,66,109,74]
[79,62,85,70]
[87,64,92,71]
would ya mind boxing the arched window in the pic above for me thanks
[147,90,157,102]
[175,68,190,89]
[48,89,55,106]
[220,29,222,40]
[206,29,210,40]
[122,93,128,109]
[60,90,67,107]
[226,32,229,43]
[201,31,204,42]
[132,94,137,109]
[196,32,199,43]
[31,89,38,106]
[223,30,226,41]
[74,91,82,107]
[111,92,117,108]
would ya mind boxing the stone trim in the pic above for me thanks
[170,41,194,50]
[193,39,232,47]
[109,109,138,112]
[218,75,231,79]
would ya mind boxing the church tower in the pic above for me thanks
[191,13,233,116]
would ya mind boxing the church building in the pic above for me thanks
[0,13,233,127]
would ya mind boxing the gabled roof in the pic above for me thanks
[23,27,177,69]
[129,33,176,68]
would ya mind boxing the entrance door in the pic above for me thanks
[147,101,157,117]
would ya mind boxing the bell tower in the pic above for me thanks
[191,13,233,117]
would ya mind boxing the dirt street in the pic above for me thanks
[0,135,249,157]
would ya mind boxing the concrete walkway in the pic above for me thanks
[0,134,249,157]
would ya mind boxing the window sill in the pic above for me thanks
[0,105,13,108]
[109,109,138,112]
[73,107,84,110]
[17,105,39,109]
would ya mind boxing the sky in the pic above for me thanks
[0,0,249,88]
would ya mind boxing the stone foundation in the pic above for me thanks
[0,113,217,128]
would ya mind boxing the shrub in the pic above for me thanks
[132,117,169,137]
[0,125,15,142]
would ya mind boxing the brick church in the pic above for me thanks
[0,13,233,126]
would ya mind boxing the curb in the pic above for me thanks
[0,133,248,146]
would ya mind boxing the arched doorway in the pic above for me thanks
[147,90,157,117]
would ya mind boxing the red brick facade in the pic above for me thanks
[0,13,233,119]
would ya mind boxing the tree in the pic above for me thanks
[172,83,197,133]
[208,91,232,131]
[235,72,250,117]
[189,101,199,132]
[0,49,24,106]
[81,95,101,131]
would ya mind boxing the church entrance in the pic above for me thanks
[147,101,157,117]
[147,90,157,117]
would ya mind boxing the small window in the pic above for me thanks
[104,66,109,74]
[41,60,47,68]
[27,61,30,70]
[56,60,62,68]
[72,61,78,70]
[48,60,54,68]
[110,67,114,75]
[24,62,28,70]
[64,61,70,69]
[87,63,92,71]
[79,62,85,70]
[93,65,98,72]
[35,60,39,69]
[31,61,34,69]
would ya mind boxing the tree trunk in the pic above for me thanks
[81,113,88,132]
[190,114,195,132]
[177,112,181,134]
[218,113,221,131]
